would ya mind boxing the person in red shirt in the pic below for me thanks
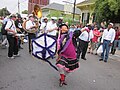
[88,26,101,54]
[111,27,120,54]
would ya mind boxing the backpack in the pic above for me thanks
[1,21,13,35]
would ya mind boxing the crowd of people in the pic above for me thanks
[0,13,120,87]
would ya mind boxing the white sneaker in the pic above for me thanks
[8,56,15,59]
[24,39,28,43]
[13,53,20,57]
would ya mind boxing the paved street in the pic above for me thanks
[0,43,120,90]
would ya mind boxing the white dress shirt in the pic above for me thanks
[89,30,94,40]
[47,21,57,36]
[79,31,89,41]
[5,19,17,35]
[101,28,115,43]
[40,22,49,32]
[79,30,93,42]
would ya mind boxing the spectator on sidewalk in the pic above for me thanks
[88,25,101,54]
[99,23,115,62]
[77,25,93,60]
[110,27,120,54]
[0,20,2,44]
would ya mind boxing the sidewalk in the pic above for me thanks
[109,49,120,61]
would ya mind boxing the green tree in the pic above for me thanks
[94,0,120,23]
[47,10,80,26]
[22,10,28,14]
[0,7,10,16]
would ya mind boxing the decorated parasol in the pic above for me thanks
[32,33,58,71]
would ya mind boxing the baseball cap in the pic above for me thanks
[51,17,57,20]
[58,17,63,19]
[109,23,113,26]
[9,14,16,18]
[28,14,33,18]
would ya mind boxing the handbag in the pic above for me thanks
[97,45,103,54]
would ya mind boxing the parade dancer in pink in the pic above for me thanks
[56,24,83,87]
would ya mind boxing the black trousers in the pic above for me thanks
[77,39,89,59]
[28,33,36,52]
[7,35,18,57]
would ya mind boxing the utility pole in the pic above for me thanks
[73,0,76,23]
[18,0,20,14]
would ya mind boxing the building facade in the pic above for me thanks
[77,0,96,24]
[28,0,49,14]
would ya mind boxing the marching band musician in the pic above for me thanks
[40,17,49,34]
[47,17,58,38]
[15,15,24,49]
[26,14,38,54]
[5,14,19,59]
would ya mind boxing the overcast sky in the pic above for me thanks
[0,0,84,14]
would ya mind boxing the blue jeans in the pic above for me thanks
[113,40,120,50]
[118,40,120,50]
[101,40,111,61]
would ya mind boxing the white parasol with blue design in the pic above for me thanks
[32,33,58,71]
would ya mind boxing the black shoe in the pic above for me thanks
[29,51,31,54]
[77,56,80,60]
[81,57,87,60]
[95,53,97,55]
[104,60,107,63]
[99,58,103,61]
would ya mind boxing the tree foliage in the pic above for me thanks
[94,0,120,23]
[47,10,80,25]
[22,10,28,14]
[0,7,10,16]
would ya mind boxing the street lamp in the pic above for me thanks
[18,0,20,14]
[63,0,76,23]
[73,0,76,23]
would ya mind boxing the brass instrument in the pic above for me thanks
[27,5,42,34]
[32,5,42,18]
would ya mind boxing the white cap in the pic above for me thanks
[28,14,33,18]
[58,17,63,19]
[109,23,113,26]
[9,14,17,18]
[51,17,57,20]
[87,23,91,26]
[43,17,48,20]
